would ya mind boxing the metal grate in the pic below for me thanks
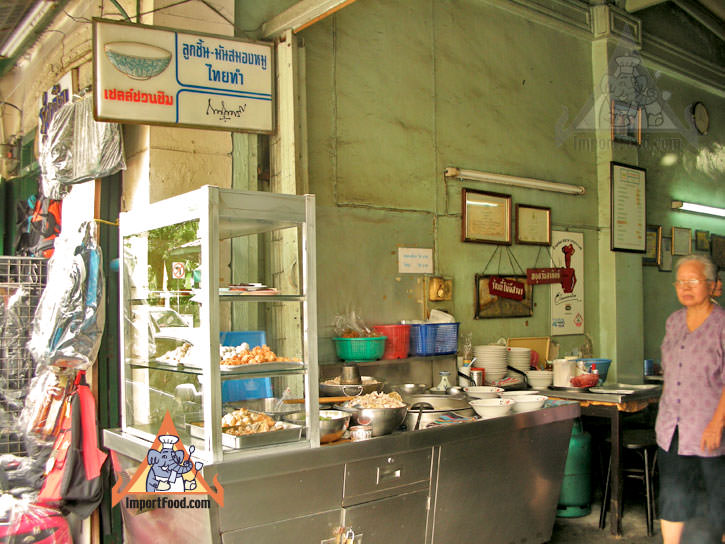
[0,256,47,454]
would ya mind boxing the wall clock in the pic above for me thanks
[690,101,709,135]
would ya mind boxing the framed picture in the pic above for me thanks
[610,100,642,145]
[711,234,725,268]
[695,230,710,251]
[643,225,662,266]
[462,189,512,245]
[610,162,646,253]
[659,237,673,271]
[474,274,533,319]
[671,227,692,256]
[515,204,551,246]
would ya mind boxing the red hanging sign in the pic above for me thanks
[488,276,526,301]
[527,267,562,285]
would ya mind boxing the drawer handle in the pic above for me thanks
[376,467,401,484]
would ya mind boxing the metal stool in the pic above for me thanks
[599,428,658,536]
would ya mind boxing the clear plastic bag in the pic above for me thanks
[39,94,126,199]
[333,310,374,337]
[0,495,71,542]
[27,222,105,370]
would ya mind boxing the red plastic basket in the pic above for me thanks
[372,324,410,359]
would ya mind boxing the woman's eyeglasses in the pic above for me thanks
[673,279,711,288]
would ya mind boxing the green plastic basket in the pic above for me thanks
[333,337,387,361]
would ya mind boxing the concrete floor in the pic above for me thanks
[548,498,721,544]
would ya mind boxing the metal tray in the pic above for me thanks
[220,361,305,373]
[548,385,591,393]
[186,417,302,449]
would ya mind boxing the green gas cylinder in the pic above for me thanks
[556,419,592,517]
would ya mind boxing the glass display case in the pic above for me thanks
[119,186,318,463]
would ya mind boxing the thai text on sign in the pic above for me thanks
[488,276,525,300]
[526,268,562,285]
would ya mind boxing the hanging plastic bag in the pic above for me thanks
[0,495,71,543]
[28,221,105,370]
[39,94,126,199]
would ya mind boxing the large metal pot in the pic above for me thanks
[320,376,384,397]
[404,394,475,431]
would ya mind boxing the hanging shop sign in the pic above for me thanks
[550,231,584,336]
[526,267,562,285]
[488,276,525,301]
[93,19,273,133]
[37,71,77,156]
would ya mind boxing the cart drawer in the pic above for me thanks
[343,448,432,505]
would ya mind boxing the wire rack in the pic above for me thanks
[0,256,47,454]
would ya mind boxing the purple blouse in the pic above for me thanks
[656,304,725,457]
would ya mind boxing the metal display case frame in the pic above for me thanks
[119,186,319,463]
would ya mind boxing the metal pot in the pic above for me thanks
[283,410,351,443]
[403,394,474,431]
[320,376,384,397]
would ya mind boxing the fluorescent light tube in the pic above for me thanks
[671,200,725,217]
[445,167,585,195]
[0,1,55,58]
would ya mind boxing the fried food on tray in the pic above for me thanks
[221,407,282,435]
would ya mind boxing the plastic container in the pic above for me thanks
[333,337,386,362]
[372,324,410,359]
[220,331,273,402]
[577,358,611,385]
[409,323,460,356]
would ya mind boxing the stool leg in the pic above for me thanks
[599,454,611,530]
[644,449,653,536]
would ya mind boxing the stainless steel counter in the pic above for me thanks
[105,403,580,544]
[547,383,661,405]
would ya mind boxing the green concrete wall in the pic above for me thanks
[638,72,725,364]
[300,0,599,362]
[238,0,724,370]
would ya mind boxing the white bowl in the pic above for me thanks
[500,390,541,398]
[511,395,548,413]
[469,398,515,418]
[525,370,553,388]
[464,386,504,399]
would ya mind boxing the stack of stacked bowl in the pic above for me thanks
[472,344,508,383]
[507,346,532,378]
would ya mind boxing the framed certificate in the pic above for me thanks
[462,189,512,245]
[659,237,673,271]
[515,204,551,246]
[671,227,692,256]
[643,225,662,266]
[610,162,646,253]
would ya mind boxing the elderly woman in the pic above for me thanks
[656,254,725,543]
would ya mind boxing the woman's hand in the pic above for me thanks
[700,417,723,452]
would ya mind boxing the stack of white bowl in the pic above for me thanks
[472,344,508,383]
[507,347,531,378]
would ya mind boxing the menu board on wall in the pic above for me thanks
[550,230,584,336]
[93,19,273,133]
[610,162,646,252]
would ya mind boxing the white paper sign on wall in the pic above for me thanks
[398,248,433,274]
[93,19,273,133]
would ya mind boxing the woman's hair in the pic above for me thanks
[674,254,717,281]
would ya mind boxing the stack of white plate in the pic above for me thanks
[472,344,508,382]
[507,347,531,378]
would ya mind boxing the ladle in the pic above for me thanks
[410,402,435,431]
[506,365,530,388]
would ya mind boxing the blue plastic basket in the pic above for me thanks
[220,331,273,402]
[409,323,460,356]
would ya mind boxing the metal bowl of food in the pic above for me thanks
[283,410,351,443]
[404,394,475,431]
[384,383,428,398]
[320,375,384,397]
[335,404,408,437]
